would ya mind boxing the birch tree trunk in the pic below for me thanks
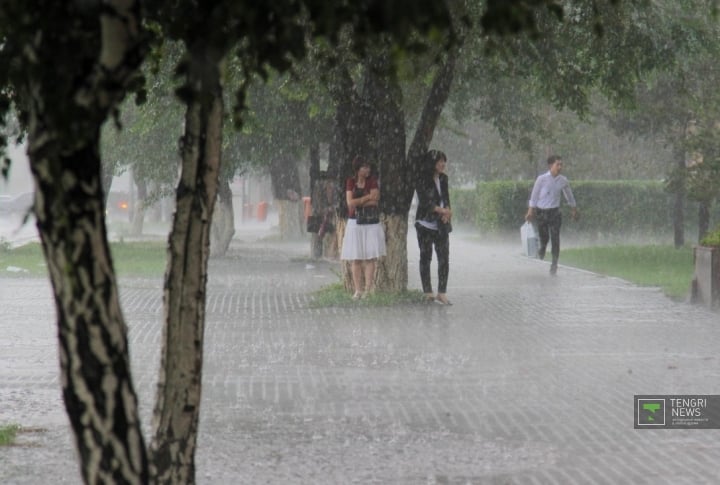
[22,1,148,483]
[149,42,224,485]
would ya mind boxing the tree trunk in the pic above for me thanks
[699,201,711,243]
[377,49,457,292]
[130,177,147,236]
[30,141,149,485]
[210,177,235,256]
[406,49,458,187]
[276,199,305,240]
[673,147,686,248]
[377,215,409,291]
[269,156,305,240]
[149,42,224,485]
[21,1,148,483]
[364,53,408,291]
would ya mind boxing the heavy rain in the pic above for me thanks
[2,1,720,484]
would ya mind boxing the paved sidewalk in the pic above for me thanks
[2,227,720,484]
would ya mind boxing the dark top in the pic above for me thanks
[345,176,379,218]
[415,173,450,224]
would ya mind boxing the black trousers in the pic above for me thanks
[415,223,449,294]
[536,208,562,264]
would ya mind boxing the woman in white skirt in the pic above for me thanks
[341,156,386,299]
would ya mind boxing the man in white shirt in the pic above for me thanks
[525,155,578,275]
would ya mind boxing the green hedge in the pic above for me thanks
[452,180,715,236]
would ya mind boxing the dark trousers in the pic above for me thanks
[415,223,449,294]
[536,208,562,264]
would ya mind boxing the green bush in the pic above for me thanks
[700,225,720,247]
[450,188,480,226]
[452,180,718,237]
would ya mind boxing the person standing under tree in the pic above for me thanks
[414,149,453,305]
[341,156,386,299]
[525,155,578,275]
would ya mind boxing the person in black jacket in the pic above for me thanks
[414,149,452,305]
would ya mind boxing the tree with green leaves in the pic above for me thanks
[5,1,699,482]
[0,0,455,482]
[599,0,720,246]
[0,1,149,482]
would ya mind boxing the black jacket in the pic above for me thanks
[415,173,450,223]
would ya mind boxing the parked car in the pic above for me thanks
[0,192,34,217]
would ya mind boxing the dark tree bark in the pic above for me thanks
[21,1,149,483]
[328,65,373,184]
[673,146,686,248]
[698,201,710,243]
[31,141,149,485]
[149,41,224,485]
[375,49,458,291]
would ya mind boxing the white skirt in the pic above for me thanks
[341,218,387,261]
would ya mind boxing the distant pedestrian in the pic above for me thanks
[525,155,578,275]
[340,156,386,299]
[414,149,452,305]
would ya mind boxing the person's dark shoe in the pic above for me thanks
[549,263,558,275]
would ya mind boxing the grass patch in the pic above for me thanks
[0,241,167,278]
[310,282,428,308]
[110,241,167,277]
[561,245,694,299]
[0,424,20,446]
[0,242,46,276]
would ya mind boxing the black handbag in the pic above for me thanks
[306,215,321,233]
[437,219,452,236]
[356,206,379,225]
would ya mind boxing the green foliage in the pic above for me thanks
[449,188,479,226]
[561,245,694,300]
[568,181,675,234]
[0,424,19,446]
[454,180,719,236]
[310,282,427,308]
[700,225,720,247]
[473,181,534,231]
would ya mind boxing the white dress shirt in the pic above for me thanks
[528,171,576,209]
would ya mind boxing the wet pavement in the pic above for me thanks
[2,224,720,484]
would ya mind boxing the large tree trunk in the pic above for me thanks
[149,42,224,485]
[377,49,457,292]
[30,141,149,485]
[211,177,235,256]
[22,1,148,483]
[365,53,408,292]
